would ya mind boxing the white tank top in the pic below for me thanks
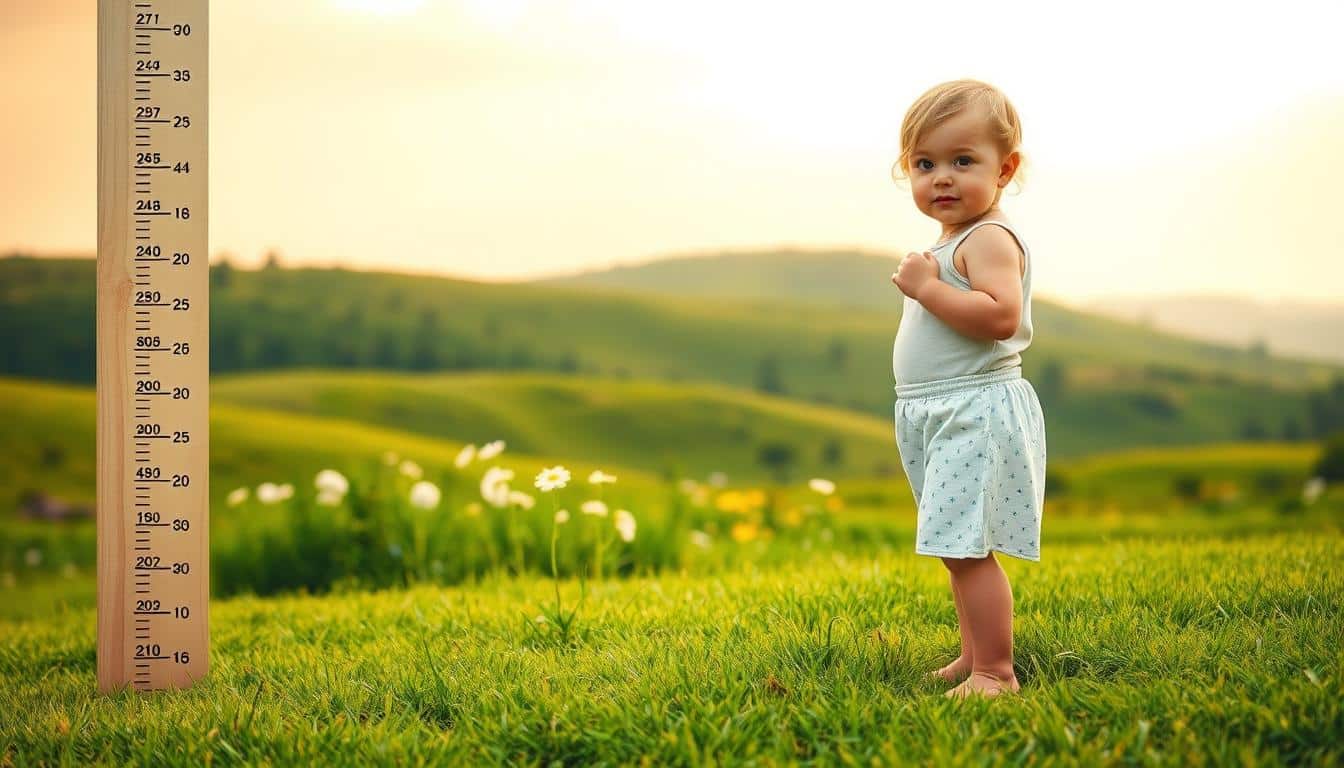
[891,219,1034,386]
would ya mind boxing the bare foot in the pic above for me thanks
[927,655,972,683]
[943,671,1021,699]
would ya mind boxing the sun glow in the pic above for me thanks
[460,0,532,28]
[332,0,427,17]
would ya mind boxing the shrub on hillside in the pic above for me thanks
[1312,431,1344,483]
[1307,376,1344,438]
[1129,389,1181,420]
[1171,472,1202,502]
[758,441,797,483]
[1044,467,1070,496]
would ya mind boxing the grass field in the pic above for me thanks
[1,532,1341,765]
[2,371,1333,600]
[2,367,1341,764]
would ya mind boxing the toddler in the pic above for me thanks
[889,79,1047,698]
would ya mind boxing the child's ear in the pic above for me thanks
[998,151,1021,187]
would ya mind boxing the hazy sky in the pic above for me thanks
[4,0,1343,304]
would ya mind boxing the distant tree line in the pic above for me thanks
[0,255,586,385]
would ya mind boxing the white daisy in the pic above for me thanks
[399,460,423,480]
[808,478,836,496]
[226,487,249,507]
[277,483,294,501]
[554,509,570,524]
[581,499,609,517]
[480,467,514,509]
[614,509,636,542]
[409,480,441,510]
[454,444,476,469]
[1303,476,1326,505]
[507,490,535,510]
[588,470,617,485]
[477,440,506,460]
[314,469,349,496]
[256,482,283,505]
[535,465,571,492]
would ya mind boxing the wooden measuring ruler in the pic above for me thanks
[97,0,209,694]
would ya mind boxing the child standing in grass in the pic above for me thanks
[889,79,1047,698]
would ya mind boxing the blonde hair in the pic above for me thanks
[891,78,1027,193]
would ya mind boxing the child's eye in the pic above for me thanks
[913,157,971,171]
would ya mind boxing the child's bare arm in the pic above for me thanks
[916,227,1024,340]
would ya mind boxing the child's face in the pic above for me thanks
[908,107,1019,229]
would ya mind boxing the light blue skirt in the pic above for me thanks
[894,366,1046,561]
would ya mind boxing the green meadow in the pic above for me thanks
[2,535,1341,765]
[0,373,1331,597]
[2,255,1343,764]
[2,364,1342,763]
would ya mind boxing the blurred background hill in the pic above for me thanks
[1084,294,1344,365]
[4,252,1344,472]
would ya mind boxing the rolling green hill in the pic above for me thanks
[0,370,905,513]
[534,247,1344,377]
[7,254,1337,392]
[209,368,1324,469]
[2,254,1339,455]
[4,371,1324,523]
[0,375,661,522]
[211,369,900,482]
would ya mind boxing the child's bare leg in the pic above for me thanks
[930,569,973,682]
[943,553,1021,697]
